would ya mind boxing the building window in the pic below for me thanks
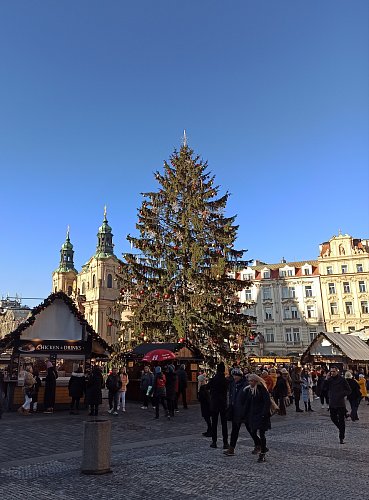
[289,287,296,298]
[92,274,96,288]
[345,302,354,315]
[308,327,317,342]
[343,282,351,293]
[305,286,313,297]
[262,287,272,300]
[291,306,299,319]
[359,281,366,293]
[283,306,291,320]
[265,328,275,343]
[285,327,300,344]
[81,282,85,294]
[54,287,57,293]
[245,288,252,301]
[282,287,289,299]
[328,283,336,294]
[327,266,333,275]
[333,327,340,333]
[265,307,273,320]
[263,270,270,279]
[341,265,348,274]
[361,301,369,314]
[357,264,363,273]
[107,274,113,288]
[330,302,338,315]
[243,273,252,281]
[348,326,356,333]
[287,269,293,276]
[307,305,315,318]
[304,268,310,276]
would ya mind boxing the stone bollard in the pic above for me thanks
[81,419,112,475]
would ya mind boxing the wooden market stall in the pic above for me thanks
[301,331,369,372]
[0,292,110,410]
[124,342,203,403]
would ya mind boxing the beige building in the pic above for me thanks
[318,233,369,334]
[0,297,30,339]
[52,209,123,344]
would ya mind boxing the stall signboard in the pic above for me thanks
[18,340,85,354]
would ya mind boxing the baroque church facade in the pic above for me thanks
[52,209,122,344]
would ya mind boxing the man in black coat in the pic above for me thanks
[207,362,229,449]
[223,368,248,456]
[106,367,122,415]
[176,364,188,409]
[325,366,351,443]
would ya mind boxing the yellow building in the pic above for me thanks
[52,209,123,344]
[318,233,369,334]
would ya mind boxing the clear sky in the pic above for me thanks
[0,0,368,306]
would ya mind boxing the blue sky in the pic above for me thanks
[0,0,368,306]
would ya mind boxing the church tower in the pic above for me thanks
[52,227,78,296]
[76,208,121,343]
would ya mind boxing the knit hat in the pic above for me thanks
[359,374,365,379]
[217,362,225,373]
[154,366,162,374]
[198,374,206,383]
[46,361,53,369]
[231,368,243,378]
[345,371,353,379]
[281,368,288,374]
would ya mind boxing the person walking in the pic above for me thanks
[224,368,248,456]
[317,369,329,409]
[140,366,154,409]
[345,371,361,421]
[208,362,229,450]
[18,366,35,415]
[273,370,288,415]
[152,366,169,419]
[106,367,121,415]
[165,365,177,417]
[301,368,314,412]
[198,374,212,437]
[43,361,58,414]
[244,374,271,463]
[118,368,129,412]
[325,366,351,444]
[176,364,188,410]
[357,374,367,401]
[30,368,42,413]
[291,366,304,412]
[261,370,274,394]
[68,367,86,414]
[86,366,104,417]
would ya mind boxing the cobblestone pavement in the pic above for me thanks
[1,398,369,499]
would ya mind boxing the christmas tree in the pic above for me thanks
[116,137,254,365]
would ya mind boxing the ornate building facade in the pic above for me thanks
[52,209,123,344]
[318,233,369,334]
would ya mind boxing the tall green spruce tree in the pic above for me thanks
[116,139,254,365]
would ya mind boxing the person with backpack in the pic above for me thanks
[106,367,122,415]
[152,366,170,419]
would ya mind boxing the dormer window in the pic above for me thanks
[263,270,270,279]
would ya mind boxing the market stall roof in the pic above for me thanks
[301,331,369,363]
[0,291,111,354]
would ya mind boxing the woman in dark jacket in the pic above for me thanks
[165,365,177,417]
[198,374,212,436]
[44,361,58,414]
[68,367,86,414]
[152,366,169,419]
[273,370,288,416]
[244,374,271,463]
[224,368,248,456]
[345,371,362,421]
[317,370,329,409]
[86,366,104,416]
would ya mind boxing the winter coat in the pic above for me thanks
[316,374,328,397]
[301,374,313,403]
[32,376,42,402]
[68,372,86,399]
[207,372,229,412]
[198,385,211,419]
[119,374,129,392]
[44,367,58,408]
[176,367,188,389]
[262,375,274,393]
[106,374,122,393]
[346,379,362,402]
[273,376,288,400]
[269,372,277,390]
[86,369,103,405]
[282,374,292,397]
[23,371,35,395]
[140,372,154,392]
[325,375,351,408]
[358,378,367,397]
[165,371,177,400]
[228,378,248,424]
[290,370,302,391]
[152,373,167,397]
[244,384,271,432]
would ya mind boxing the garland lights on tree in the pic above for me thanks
[115,137,254,365]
